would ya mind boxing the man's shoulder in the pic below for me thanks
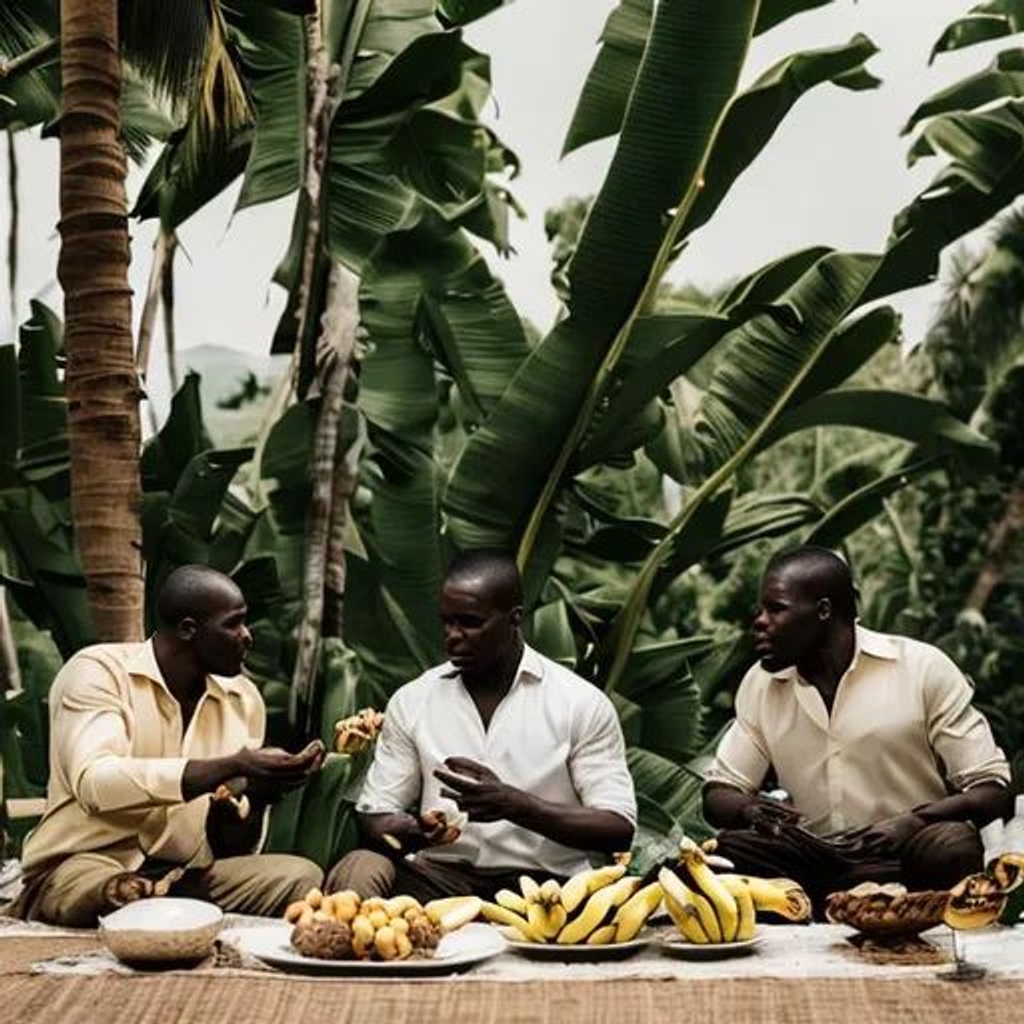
[528,648,611,708]
[858,626,954,671]
[386,663,455,709]
[56,641,148,683]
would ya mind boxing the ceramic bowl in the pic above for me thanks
[99,897,223,965]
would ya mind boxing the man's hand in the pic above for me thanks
[235,740,326,802]
[739,797,803,835]
[433,757,528,824]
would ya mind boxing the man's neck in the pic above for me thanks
[796,622,856,696]
[461,636,525,695]
[152,633,206,706]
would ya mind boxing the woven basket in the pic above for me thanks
[825,883,949,937]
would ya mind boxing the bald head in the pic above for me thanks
[155,565,245,630]
[764,545,857,622]
[444,549,523,611]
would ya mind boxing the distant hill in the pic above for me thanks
[144,344,289,448]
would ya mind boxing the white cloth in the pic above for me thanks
[357,645,636,876]
[706,626,1010,835]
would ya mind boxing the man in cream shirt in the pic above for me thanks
[328,550,636,899]
[14,565,326,926]
[704,545,1012,911]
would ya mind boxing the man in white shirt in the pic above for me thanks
[13,566,326,926]
[327,551,636,900]
[703,546,1012,912]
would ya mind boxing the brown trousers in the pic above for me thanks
[327,849,555,904]
[713,820,984,917]
[12,852,323,928]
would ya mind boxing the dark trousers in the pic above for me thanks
[326,849,561,904]
[713,821,984,918]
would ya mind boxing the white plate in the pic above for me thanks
[506,937,649,962]
[660,935,762,960]
[234,921,505,976]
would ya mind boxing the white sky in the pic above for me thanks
[0,0,1009,364]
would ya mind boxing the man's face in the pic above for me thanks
[752,569,827,672]
[440,577,520,681]
[190,584,252,677]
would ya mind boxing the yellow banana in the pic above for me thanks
[539,879,563,906]
[480,901,545,941]
[427,895,482,933]
[541,903,568,939]
[720,875,756,941]
[611,881,664,942]
[587,923,618,945]
[519,874,542,903]
[495,888,528,914]
[659,868,710,944]
[526,901,550,938]
[720,874,812,923]
[424,895,480,926]
[558,875,641,944]
[560,863,628,914]
[659,866,720,942]
[679,838,739,941]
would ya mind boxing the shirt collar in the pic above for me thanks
[767,623,898,682]
[441,641,546,685]
[124,638,246,700]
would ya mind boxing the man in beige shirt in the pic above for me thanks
[703,546,1012,912]
[13,565,326,926]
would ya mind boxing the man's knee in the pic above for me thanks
[325,850,396,898]
[902,821,983,890]
[272,854,324,905]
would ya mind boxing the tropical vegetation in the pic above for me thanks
[1,0,1023,867]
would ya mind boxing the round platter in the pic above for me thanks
[505,937,649,962]
[233,922,505,977]
[659,935,762,960]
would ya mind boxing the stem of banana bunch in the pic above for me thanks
[603,304,873,697]
[516,165,715,572]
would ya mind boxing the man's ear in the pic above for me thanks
[177,616,198,641]
[509,606,524,628]
[817,598,832,622]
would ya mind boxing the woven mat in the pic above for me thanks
[1,975,1022,1024]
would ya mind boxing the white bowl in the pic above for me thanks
[99,897,223,965]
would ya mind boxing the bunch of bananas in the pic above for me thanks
[481,864,663,945]
[284,887,480,960]
[333,707,385,755]
[659,837,811,945]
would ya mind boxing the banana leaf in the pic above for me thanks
[904,49,1024,134]
[446,0,761,550]
[930,1,1024,61]
[563,0,851,155]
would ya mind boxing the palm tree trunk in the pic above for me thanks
[59,1,143,641]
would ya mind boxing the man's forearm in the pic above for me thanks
[703,782,759,829]
[359,811,426,852]
[182,754,245,801]
[914,782,1013,828]
[510,797,634,854]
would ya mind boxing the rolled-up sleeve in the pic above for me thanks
[704,679,772,793]
[56,659,185,814]
[568,695,637,825]
[923,651,1010,791]
[356,694,422,814]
